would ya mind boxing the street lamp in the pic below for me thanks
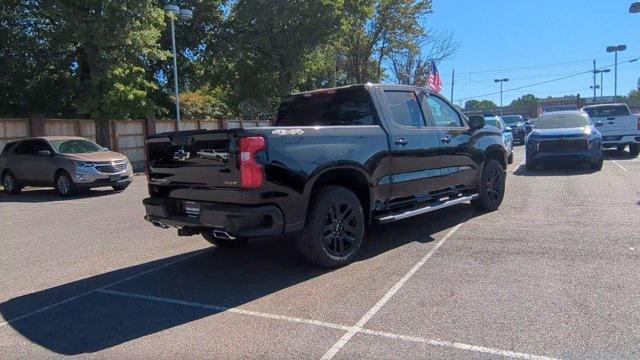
[494,78,509,114]
[333,54,347,87]
[164,4,194,131]
[606,44,626,102]
[630,2,640,13]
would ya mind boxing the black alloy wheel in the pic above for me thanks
[472,159,505,211]
[322,200,359,257]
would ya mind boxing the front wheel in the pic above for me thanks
[590,157,603,170]
[2,171,22,194]
[54,171,76,196]
[507,152,514,164]
[296,186,365,267]
[629,143,640,158]
[472,159,506,212]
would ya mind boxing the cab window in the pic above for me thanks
[384,90,426,128]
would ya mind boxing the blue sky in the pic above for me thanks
[424,0,640,106]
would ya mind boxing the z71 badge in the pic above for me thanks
[272,129,304,136]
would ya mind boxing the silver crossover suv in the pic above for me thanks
[0,136,133,196]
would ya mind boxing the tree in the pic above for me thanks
[510,94,538,108]
[339,0,432,83]
[228,0,342,97]
[389,31,458,86]
[31,1,169,147]
[465,100,497,112]
[176,85,231,120]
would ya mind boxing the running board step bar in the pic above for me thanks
[377,194,479,224]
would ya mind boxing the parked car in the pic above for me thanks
[581,103,640,157]
[143,84,508,267]
[501,115,526,144]
[525,111,603,170]
[484,116,514,164]
[524,118,537,134]
[0,136,133,196]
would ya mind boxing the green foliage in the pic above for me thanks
[510,94,538,109]
[465,100,498,111]
[176,85,232,120]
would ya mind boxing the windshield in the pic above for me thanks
[501,116,522,124]
[535,113,590,129]
[49,139,103,154]
[583,105,630,118]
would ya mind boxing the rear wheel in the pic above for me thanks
[201,230,248,247]
[2,171,22,194]
[54,171,76,196]
[296,186,365,267]
[507,152,514,164]
[472,159,506,212]
[629,143,640,158]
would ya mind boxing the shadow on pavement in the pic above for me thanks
[512,162,598,177]
[0,187,121,203]
[0,204,477,355]
[603,149,638,160]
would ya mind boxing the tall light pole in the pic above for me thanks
[494,78,509,114]
[164,4,193,131]
[599,68,610,100]
[333,54,347,87]
[606,44,626,102]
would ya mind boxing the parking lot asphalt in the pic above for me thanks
[1,146,639,359]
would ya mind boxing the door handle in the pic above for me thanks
[441,136,451,143]
[606,117,615,121]
[394,138,408,146]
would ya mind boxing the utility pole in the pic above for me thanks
[494,78,509,115]
[450,69,455,102]
[592,59,597,102]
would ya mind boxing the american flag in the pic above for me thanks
[428,60,442,93]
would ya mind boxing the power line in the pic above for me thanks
[455,57,639,102]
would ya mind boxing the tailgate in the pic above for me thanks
[147,129,242,188]
[595,115,637,134]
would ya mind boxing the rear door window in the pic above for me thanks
[384,90,425,127]
[13,141,36,155]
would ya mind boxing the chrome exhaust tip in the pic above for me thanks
[212,229,236,240]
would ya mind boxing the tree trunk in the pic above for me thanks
[94,117,112,149]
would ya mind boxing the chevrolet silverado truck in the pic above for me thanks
[143,84,508,267]
[582,103,640,157]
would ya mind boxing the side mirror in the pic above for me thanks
[594,120,603,127]
[37,150,51,156]
[468,115,485,130]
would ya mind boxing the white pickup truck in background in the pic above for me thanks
[582,103,640,157]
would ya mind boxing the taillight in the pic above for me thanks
[239,136,266,189]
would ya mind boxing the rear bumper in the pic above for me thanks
[143,197,284,238]
[601,135,640,147]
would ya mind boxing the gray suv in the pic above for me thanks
[0,136,133,196]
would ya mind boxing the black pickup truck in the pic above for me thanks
[143,84,508,267]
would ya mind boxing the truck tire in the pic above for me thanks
[525,160,536,171]
[296,186,365,267]
[201,230,248,247]
[472,159,505,212]
[2,171,22,194]
[590,157,603,170]
[507,152,514,164]
[629,143,640,158]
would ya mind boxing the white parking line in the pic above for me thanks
[321,223,463,360]
[0,249,208,328]
[612,160,629,172]
[96,288,559,360]
[97,289,353,332]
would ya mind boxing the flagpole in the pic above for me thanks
[450,69,455,102]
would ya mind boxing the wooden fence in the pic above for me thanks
[0,118,271,170]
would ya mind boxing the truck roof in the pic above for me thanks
[582,103,629,108]
[289,83,433,97]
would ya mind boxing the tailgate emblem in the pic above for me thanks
[272,129,304,136]
[173,148,190,161]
